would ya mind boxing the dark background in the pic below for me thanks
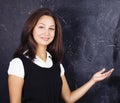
[0,0,120,103]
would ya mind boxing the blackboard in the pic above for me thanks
[0,0,120,103]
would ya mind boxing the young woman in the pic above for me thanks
[8,8,114,103]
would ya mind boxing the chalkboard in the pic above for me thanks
[0,0,120,103]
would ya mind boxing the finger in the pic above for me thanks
[103,68,114,77]
[105,68,114,74]
[107,68,114,76]
[98,68,106,74]
[110,68,114,72]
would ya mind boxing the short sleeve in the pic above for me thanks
[60,64,65,76]
[8,58,24,78]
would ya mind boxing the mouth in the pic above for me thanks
[41,37,50,41]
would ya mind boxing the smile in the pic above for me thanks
[41,37,50,41]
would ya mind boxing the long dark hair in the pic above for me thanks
[14,8,64,63]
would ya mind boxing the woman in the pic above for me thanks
[8,8,114,103]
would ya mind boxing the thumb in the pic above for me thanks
[98,68,106,74]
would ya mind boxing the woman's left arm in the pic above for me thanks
[61,68,114,103]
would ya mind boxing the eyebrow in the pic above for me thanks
[39,23,55,27]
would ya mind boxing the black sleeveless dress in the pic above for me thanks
[19,55,63,103]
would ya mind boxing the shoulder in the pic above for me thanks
[8,58,24,78]
[60,63,65,76]
[10,58,23,64]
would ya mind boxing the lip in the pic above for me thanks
[41,37,50,41]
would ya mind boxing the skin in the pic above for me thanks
[32,15,55,62]
[8,15,114,103]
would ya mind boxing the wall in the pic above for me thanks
[0,0,120,103]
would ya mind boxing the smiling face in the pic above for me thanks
[32,15,55,48]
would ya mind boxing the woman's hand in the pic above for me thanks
[61,68,114,103]
[90,68,114,84]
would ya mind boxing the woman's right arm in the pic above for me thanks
[8,75,24,103]
[8,58,25,103]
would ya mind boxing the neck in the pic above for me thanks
[36,46,47,62]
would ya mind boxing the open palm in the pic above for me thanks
[91,68,114,83]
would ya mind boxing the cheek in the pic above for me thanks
[33,29,40,36]
[51,35,56,43]
[51,32,55,39]
[32,30,39,42]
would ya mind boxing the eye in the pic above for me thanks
[49,28,55,31]
[38,26,44,29]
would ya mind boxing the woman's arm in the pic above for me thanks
[8,75,24,103]
[61,68,114,103]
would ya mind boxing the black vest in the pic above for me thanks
[19,55,62,103]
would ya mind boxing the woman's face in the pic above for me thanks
[33,15,55,47]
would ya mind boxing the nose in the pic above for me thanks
[44,28,49,36]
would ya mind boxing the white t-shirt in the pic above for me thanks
[8,52,65,78]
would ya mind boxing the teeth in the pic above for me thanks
[41,37,49,41]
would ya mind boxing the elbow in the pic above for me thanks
[65,99,75,103]
[63,95,75,103]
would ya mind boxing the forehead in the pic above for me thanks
[37,15,55,26]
